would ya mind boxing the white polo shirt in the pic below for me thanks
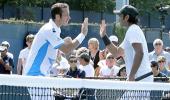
[23,19,64,76]
[79,64,94,77]
[120,24,153,81]
[99,65,120,77]
[149,50,170,69]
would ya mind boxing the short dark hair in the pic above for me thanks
[51,3,69,19]
[68,55,77,61]
[114,5,139,24]
[79,52,90,63]
[151,61,159,70]
[123,14,138,24]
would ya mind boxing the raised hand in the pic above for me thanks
[81,18,88,36]
[100,20,107,38]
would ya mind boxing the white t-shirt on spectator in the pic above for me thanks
[119,24,153,82]
[7,52,13,59]
[79,64,94,77]
[99,65,120,77]
[18,47,30,68]
[50,56,70,76]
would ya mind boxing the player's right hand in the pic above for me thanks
[64,37,72,44]
[81,18,88,36]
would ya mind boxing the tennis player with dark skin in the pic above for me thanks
[99,5,153,82]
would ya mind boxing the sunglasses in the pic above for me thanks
[151,65,157,68]
[69,60,77,63]
[107,57,114,59]
[27,40,33,43]
[155,43,161,46]
[158,61,165,63]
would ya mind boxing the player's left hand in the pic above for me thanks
[100,20,107,38]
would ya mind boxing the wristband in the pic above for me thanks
[75,33,85,44]
[102,35,111,46]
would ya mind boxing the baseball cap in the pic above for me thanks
[106,53,114,59]
[151,61,159,67]
[109,35,118,42]
[0,46,7,52]
[1,41,10,48]
[114,5,139,17]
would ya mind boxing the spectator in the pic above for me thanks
[157,56,170,77]
[66,55,85,78]
[99,53,120,78]
[88,38,100,76]
[17,34,34,75]
[0,46,14,74]
[149,39,170,70]
[117,65,127,80]
[78,52,95,100]
[50,50,70,77]
[109,35,119,46]
[109,35,125,67]
[78,52,94,77]
[1,41,13,59]
[151,61,169,82]
[98,49,109,68]
[165,47,170,53]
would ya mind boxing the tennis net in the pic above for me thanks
[0,74,170,100]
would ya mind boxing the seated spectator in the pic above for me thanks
[99,53,120,78]
[109,35,119,46]
[157,56,170,77]
[76,47,94,67]
[165,47,170,53]
[149,39,170,70]
[98,35,118,62]
[117,65,127,80]
[150,61,169,100]
[98,48,110,68]
[151,61,169,82]
[50,50,70,77]
[0,46,14,74]
[78,52,94,77]
[17,34,34,75]
[78,52,95,100]
[88,38,100,76]
[1,41,13,59]
[66,55,85,78]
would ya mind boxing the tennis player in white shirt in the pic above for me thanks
[23,3,88,76]
[99,5,153,82]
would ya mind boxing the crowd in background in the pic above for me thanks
[0,33,170,83]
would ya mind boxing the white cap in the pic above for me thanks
[0,46,7,51]
[109,35,118,42]
[106,53,113,59]
[1,41,10,48]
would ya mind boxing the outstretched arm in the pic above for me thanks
[99,20,124,58]
[59,18,88,54]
